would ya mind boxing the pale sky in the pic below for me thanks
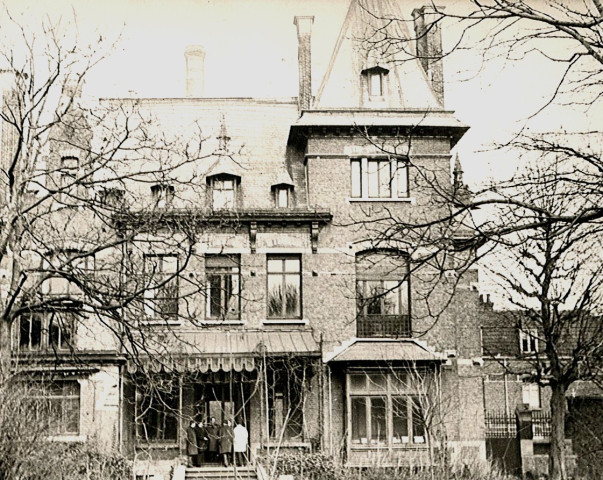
[2,0,592,188]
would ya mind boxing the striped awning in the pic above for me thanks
[126,330,320,374]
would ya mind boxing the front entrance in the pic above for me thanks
[194,381,250,426]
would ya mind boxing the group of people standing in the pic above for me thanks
[186,417,248,468]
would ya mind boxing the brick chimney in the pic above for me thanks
[412,6,444,105]
[293,16,314,111]
[184,45,205,97]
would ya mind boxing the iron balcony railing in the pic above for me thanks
[356,314,411,338]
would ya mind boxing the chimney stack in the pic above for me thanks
[412,6,444,106]
[294,16,314,111]
[184,45,205,97]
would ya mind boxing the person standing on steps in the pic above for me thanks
[218,418,234,467]
[233,418,249,466]
[195,420,209,465]
[186,420,199,467]
[207,416,220,463]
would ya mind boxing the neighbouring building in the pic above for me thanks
[8,1,597,480]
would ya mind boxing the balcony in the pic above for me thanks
[356,314,411,338]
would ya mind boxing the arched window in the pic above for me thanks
[355,249,410,337]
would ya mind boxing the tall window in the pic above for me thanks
[212,176,236,210]
[206,255,240,320]
[369,72,384,97]
[519,328,538,354]
[351,157,409,199]
[41,250,93,298]
[268,360,306,440]
[275,187,290,208]
[356,250,410,337]
[143,254,179,318]
[267,255,301,319]
[136,379,179,443]
[19,310,75,351]
[151,184,175,208]
[349,372,425,447]
[31,381,80,436]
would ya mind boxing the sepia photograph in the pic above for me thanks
[0,1,601,479]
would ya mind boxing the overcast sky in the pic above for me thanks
[2,0,591,187]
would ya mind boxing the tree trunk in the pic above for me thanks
[0,319,11,381]
[549,382,568,480]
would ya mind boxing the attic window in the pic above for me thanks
[369,72,383,96]
[273,185,293,209]
[151,184,175,208]
[212,175,237,210]
[362,66,389,99]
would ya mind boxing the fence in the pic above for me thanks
[532,410,551,439]
[485,412,517,438]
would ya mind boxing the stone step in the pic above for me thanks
[185,466,257,480]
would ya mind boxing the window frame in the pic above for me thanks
[275,186,291,209]
[135,379,179,444]
[266,255,302,320]
[350,157,409,201]
[267,359,306,441]
[347,371,427,449]
[521,382,541,410]
[150,184,175,208]
[211,175,237,210]
[205,254,241,322]
[143,253,180,320]
[31,380,81,436]
[355,250,411,338]
[519,328,538,354]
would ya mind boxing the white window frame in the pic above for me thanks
[212,177,236,210]
[31,380,81,436]
[522,382,541,409]
[519,328,538,354]
[350,157,409,200]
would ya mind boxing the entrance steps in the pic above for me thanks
[185,465,257,480]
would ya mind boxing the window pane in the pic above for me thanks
[163,256,178,274]
[284,258,300,273]
[284,275,300,317]
[277,188,288,208]
[267,275,283,317]
[370,397,387,444]
[392,396,409,443]
[367,374,387,391]
[378,160,391,198]
[370,73,382,96]
[383,281,400,314]
[367,160,379,198]
[351,160,362,198]
[366,281,382,315]
[208,274,222,317]
[267,259,282,273]
[31,314,42,348]
[397,161,408,197]
[411,397,425,441]
[351,397,367,444]
[350,374,366,392]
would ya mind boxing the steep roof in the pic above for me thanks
[314,0,441,110]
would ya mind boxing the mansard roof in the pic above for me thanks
[314,0,442,110]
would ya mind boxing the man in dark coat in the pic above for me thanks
[194,421,209,465]
[186,420,199,467]
[207,417,220,463]
[218,419,234,467]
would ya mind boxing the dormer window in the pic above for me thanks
[362,66,389,99]
[369,72,383,97]
[151,184,175,208]
[276,187,289,208]
[212,176,237,210]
